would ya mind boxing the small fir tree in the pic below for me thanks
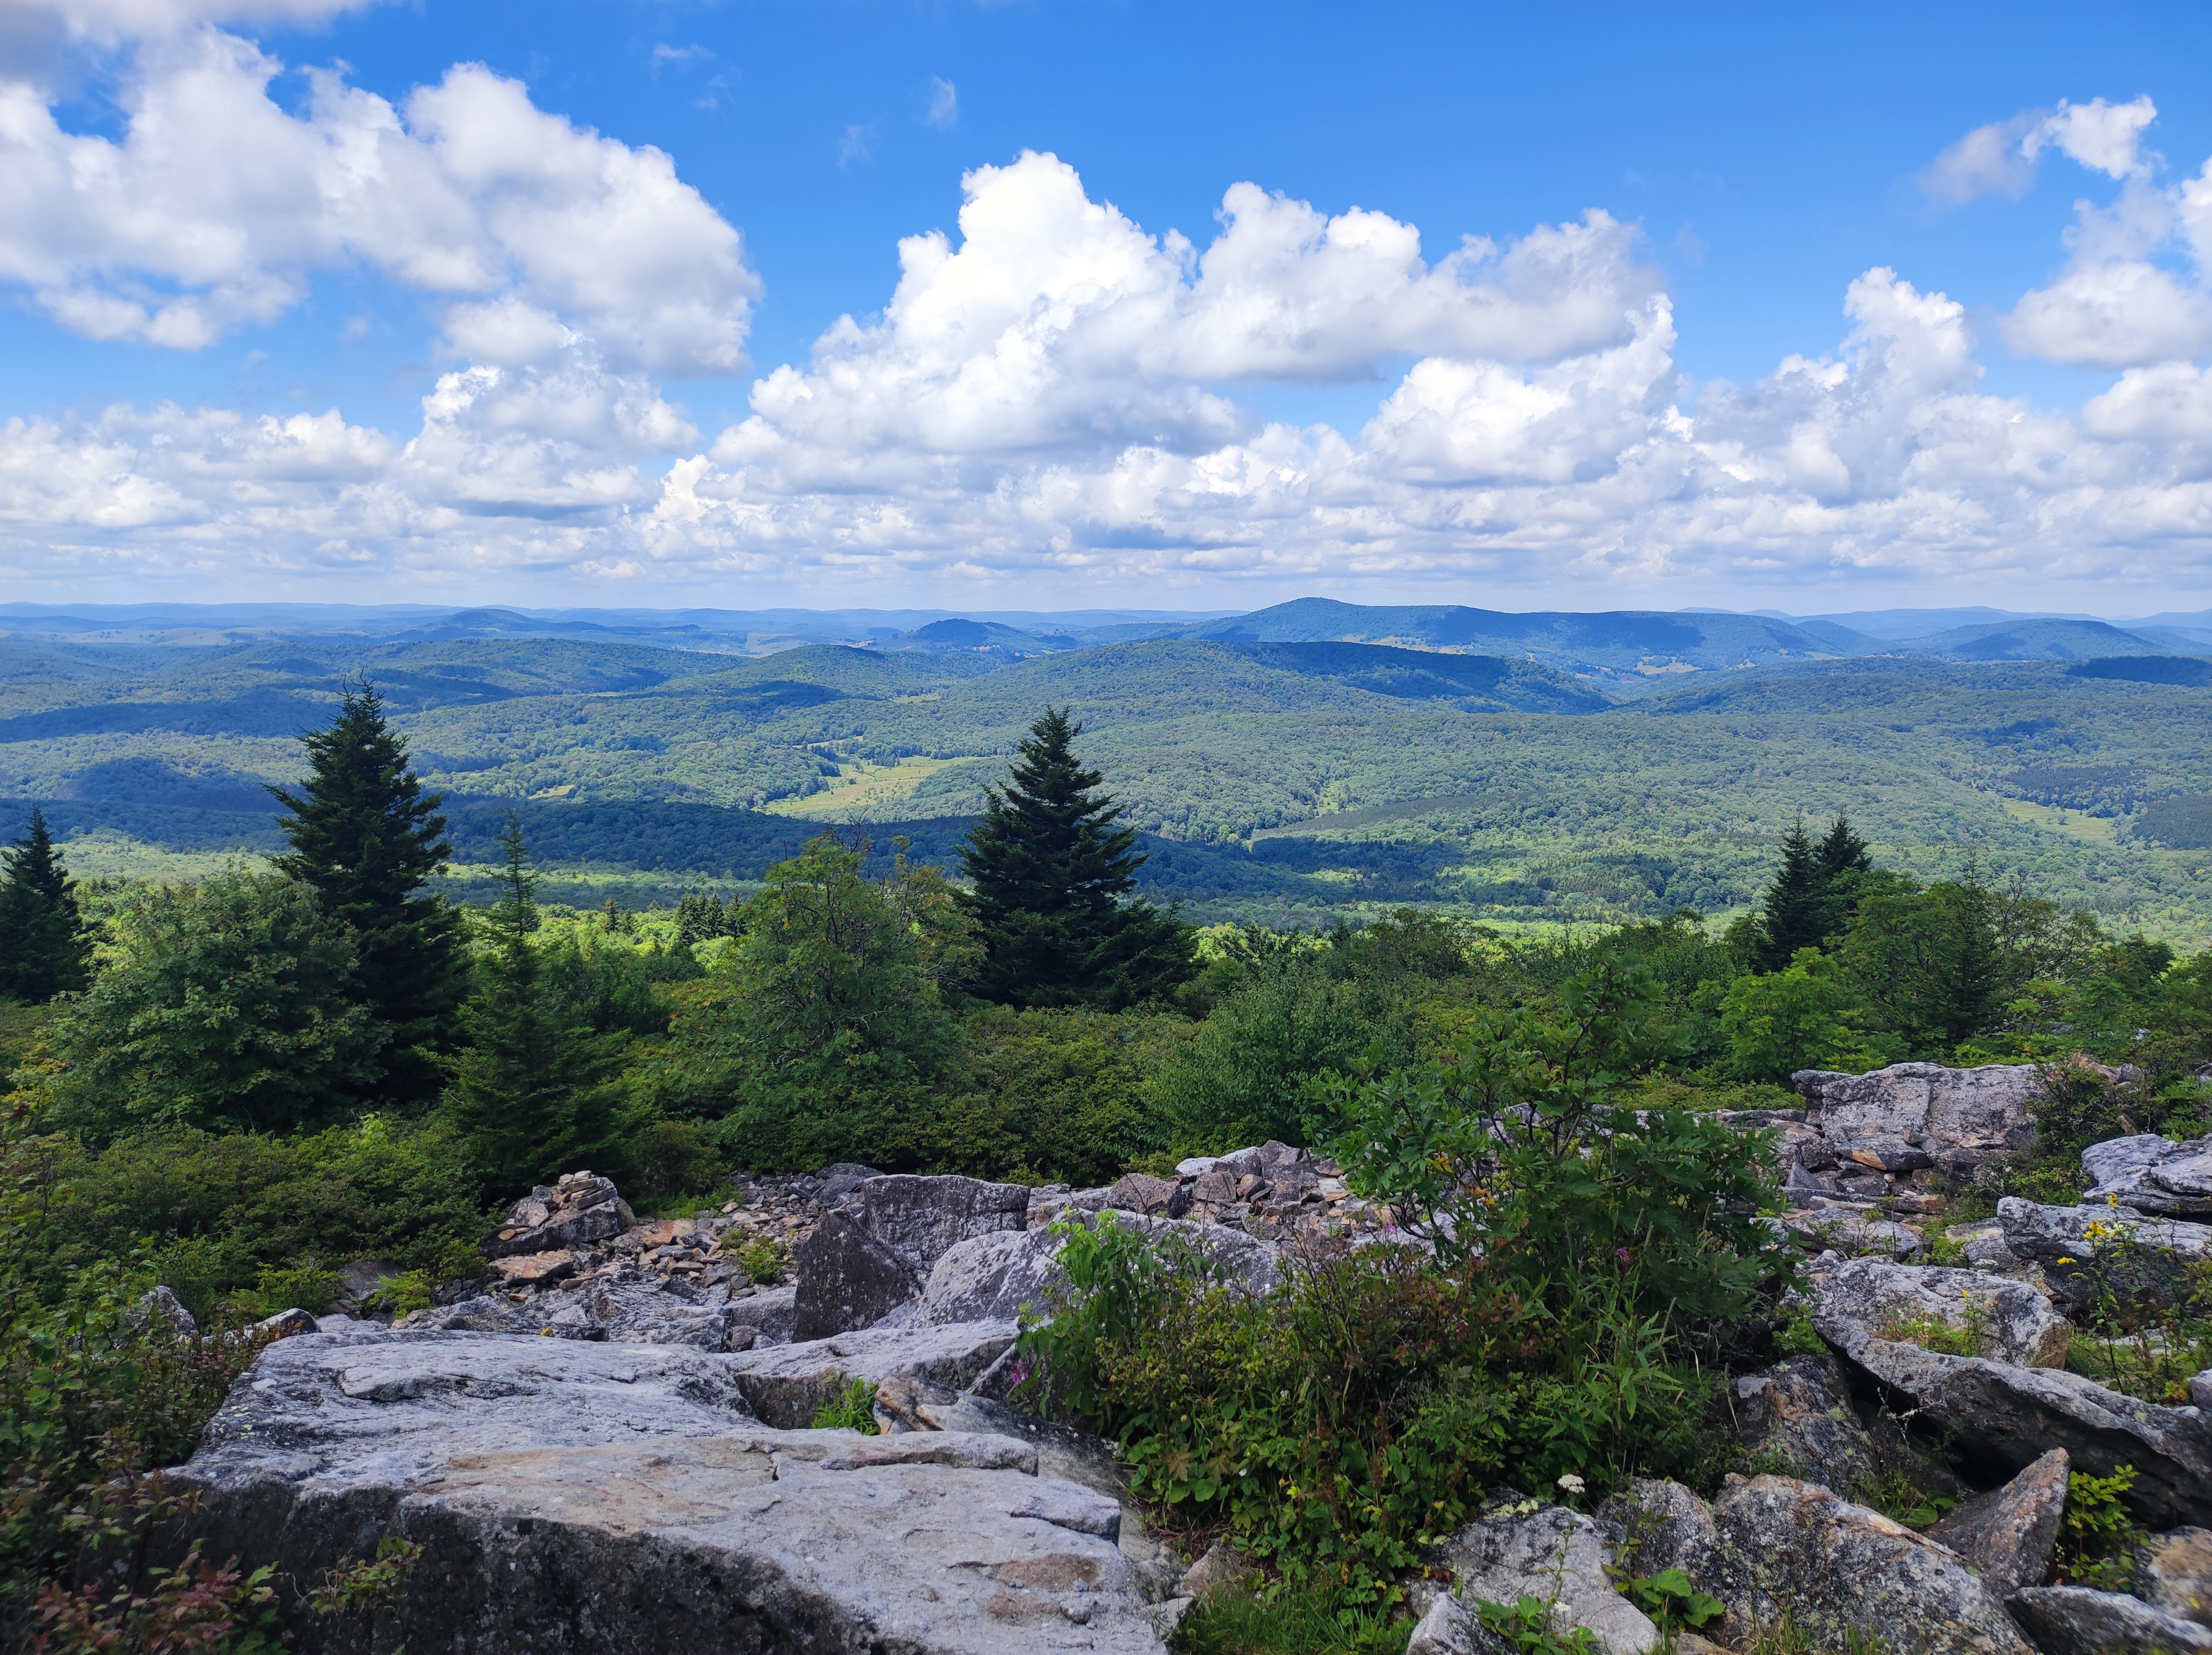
[1753,817,1824,971]
[271,679,466,1103]
[0,808,91,1001]
[444,817,619,1193]
[959,708,1192,1008]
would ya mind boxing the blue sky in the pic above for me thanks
[4,0,2211,612]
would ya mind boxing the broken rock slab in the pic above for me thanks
[792,1175,1032,1340]
[1829,1331,2212,1529]
[1598,1478,1720,1584]
[1996,1197,2212,1313]
[1728,1352,1878,1497]
[1426,1497,1659,1655]
[486,1171,634,1259]
[1808,1254,2071,1368]
[1781,1207,1925,1259]
[1927,1447,2069,1599]
[2007,1586,2212,1655]
[175,1325,1168,1655]
[1792,1062,2044,1152]
[725,1320,1020,1429]
[2082,1132,2212,1219]
[1703,1474,2033,1655]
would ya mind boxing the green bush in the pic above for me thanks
[1016,1216,1726,1611]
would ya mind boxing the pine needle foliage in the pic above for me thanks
[0,808,90,1002]
[959,708,1192,1009]
[271,678,466,1103]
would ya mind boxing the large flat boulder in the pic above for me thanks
[1807,1255,2071,1367]
[175,1326,1167,1654]
[1792,1062,2043,1153]
[1703,1474,2032,1655]
[1828,1331,2212,1528]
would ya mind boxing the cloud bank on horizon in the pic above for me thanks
[3,5,2212,607]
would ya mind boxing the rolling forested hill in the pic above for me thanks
[5,617,2212,939]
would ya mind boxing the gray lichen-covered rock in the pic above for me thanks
[487,1171,635,1258]
[174,1326,1168,1654]
[913,1213,1282,1327]
[1728,1353,1878,1497]
[1829,1332,2212,1528]
[1927,1447,2069,1599]
[792,1175,1032,1339]
[1427,1498,1659,1655]
[1792,1062,2044,1151]
[1599,1478,1719,1583]
[1404,1592,1514,1655]
[725,1320,1020,1428]
[2144,1526,2212,1627]
[1781,1207,1925,1258]
[1703,1474,2032,1655]
[2081,1133,2212,1218]
[1808,1255,2071,1367]
[1997,1198,2212,1311]
[2007,1585,2212,1655]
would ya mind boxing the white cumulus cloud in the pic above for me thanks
[0,28,758,372]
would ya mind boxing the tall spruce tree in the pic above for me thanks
[444,817,619,1192]
[959,708,1192,1008]
[271,679,465,1103]
[0,807,91,1001]
[1756,813,1874,971]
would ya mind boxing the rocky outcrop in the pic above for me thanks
[1806,1255,2071,1367]
[1997,1198,2212,1312]
[914,1211,1284,1328]
[1727,1353,1878,1496]
[2007,1585,2212,1654]
[2080,1133,2212,1218]
[1600,1478,1720,1583]
[486,1171,636,1258]
[1829,1332,2212,1528]
[792,1175,1031,1340]
[1927,1448,2069,1599]
[175,1325,1171,1654]
[1424,1498,1659,1655]
[1702,1474,2033,1655]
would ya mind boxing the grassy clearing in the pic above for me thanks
[764,756,961,820]
[2001,798,2120,842]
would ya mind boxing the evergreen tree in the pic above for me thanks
[1812,814,1874,942]
[444,817,619,1193]
[959,708,1192,1008]
[1754,817,1825,971]
[0,808,91,1001]
[271,679,466,1103]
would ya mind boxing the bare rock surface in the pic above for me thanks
[2081,1132,2212,1218]
[2144,1526,2212,1628]
[1927,1448,2070,1599]
[1728,1353,1878,1496]
[1996,1198,2212,1312]
[487,1171,635,1258]
[915,1212,1284,1328]
[177,1325,1167,1654]
[1702,1474,2033,1655]
[725,1320,1021,1429]
[1425,1498,1659,1655]
[2007,1585,2212,1655]
[1600,1478,1720,1583]
[1828,1331,2212,1528]
[1792,1062,2044,1151]
[1780,1207,1925,1258]
[1808,1255,2071,1367]
[792,1175,1032,1340]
